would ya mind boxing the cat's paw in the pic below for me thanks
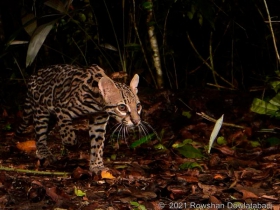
[36,150,57,167]
[89,165,109,174]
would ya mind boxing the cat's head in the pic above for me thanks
[98,74,141,128]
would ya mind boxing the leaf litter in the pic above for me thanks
[0,89,279,209]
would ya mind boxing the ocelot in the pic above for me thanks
[17,64,143,173]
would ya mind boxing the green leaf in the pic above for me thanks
[172,139,193,148]
[177,145,204,158]
[269,93,280,107]
[138,205,147,210]
[250,98,280,117]
[130,201,139,207]
[187,11,194,20]
[130,201,147,210]
[26,20,57,67]
[187,4,196,20]
[249,141,260,147]
[142,1,153,10]
[197,13,203,26]
[217,136,227,145]
[154,143,166,150]
[3,123,11,131]
[172,142,184,148]
[182,111,192,118]
[78,13,87,22]
[183,139,193,144]
[275,70,280,77]
[267,137,280,146]
[74,186,86,197]
[130,133,155,148]
[180,162,202,170]
[159,129,165,139]
[270,80,280,92]
[111,154,117,160]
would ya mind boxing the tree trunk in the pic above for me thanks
[146,0,163,88]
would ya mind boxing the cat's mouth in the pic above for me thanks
[110,120,157,142]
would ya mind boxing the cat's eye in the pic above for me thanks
[118,104,127,112]
[136,103,141,111]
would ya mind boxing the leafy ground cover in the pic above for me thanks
[0,89,280,210]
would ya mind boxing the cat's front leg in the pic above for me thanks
[89,113,110,173]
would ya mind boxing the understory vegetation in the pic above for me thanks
[1,0,280,209]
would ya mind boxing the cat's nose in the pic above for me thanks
[132,118,141,126]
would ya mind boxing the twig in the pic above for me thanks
[0,166,71,176]
[209,32,218,88]
[72,37,87,66]
[263,0,280,63]
[187,33,234,88]
[207,83,237,91]
[14,57,27,86]
[197,112,245,129]
[178,98,193,111]
[102,0,125,71]
[162,8,173,89]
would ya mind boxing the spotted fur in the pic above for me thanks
[17,64,142,173]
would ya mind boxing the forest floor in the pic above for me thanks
[0,88,280,210]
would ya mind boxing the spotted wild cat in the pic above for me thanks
[17,64,143,173]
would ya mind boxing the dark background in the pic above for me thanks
[0,0,280,110]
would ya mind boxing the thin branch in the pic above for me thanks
[14,56,27,86]
[0,166,71,176]
[162,8,173,89]
[263,0,280,63]
[197,112,245,129]
[187,33,234,88]
[102,0,125,71]
[207,83,237,90]
[209,32,218,88]
[72,37,87,66]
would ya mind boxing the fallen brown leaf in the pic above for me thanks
[167,185,188,195]
[72,167,92,180]
[101,170,115,179]
[176,175,198,183]
[234,186,262,199]
[16,140,36,152]
[46,187,60,202]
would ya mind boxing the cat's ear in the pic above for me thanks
[130,74,139,94]
[98,76,119,102]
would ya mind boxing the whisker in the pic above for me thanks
[142,121,160,140]
[125,126,128,141]
[108,122,121,133]
[117,124,124,143]
[139,124,149,141]
[122,125,128,146]
[138,125,141,140]
[110,123,122,140]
